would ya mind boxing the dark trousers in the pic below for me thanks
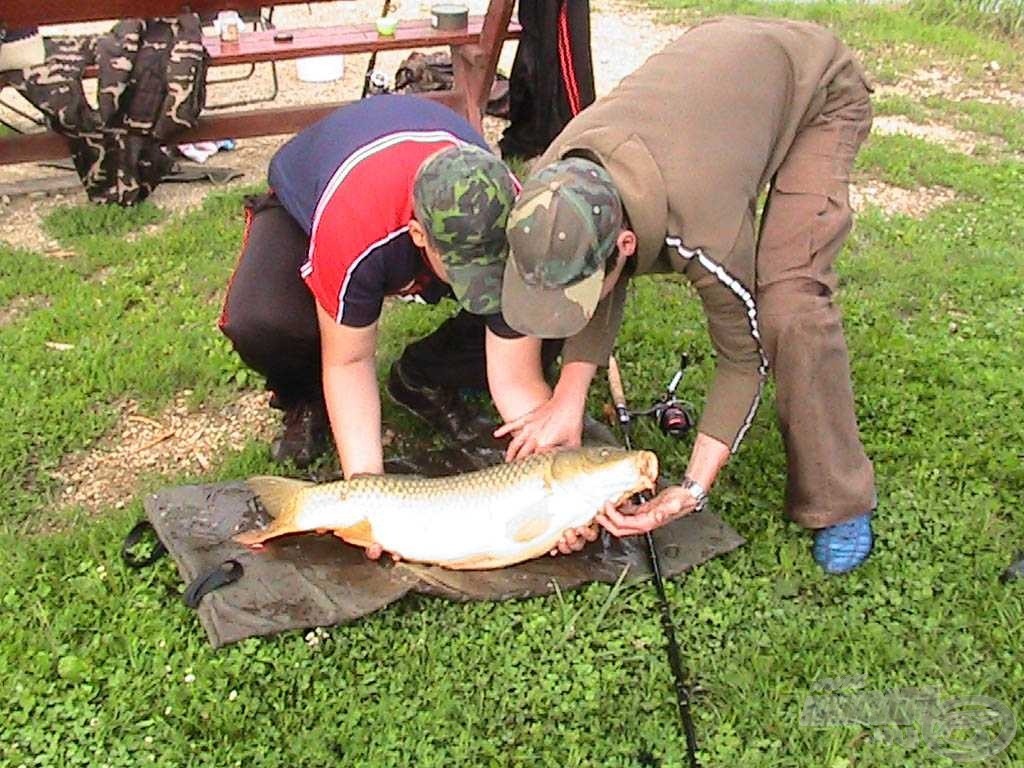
[219,194,560,409]
[499,0,595,160]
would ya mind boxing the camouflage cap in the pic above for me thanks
[412,144,517,315]
[502,158,623,338]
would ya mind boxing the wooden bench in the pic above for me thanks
[0,0,520,165]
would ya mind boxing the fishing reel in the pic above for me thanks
[366,70,391,95]
[621,354,697,440]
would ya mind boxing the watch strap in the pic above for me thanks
[681,477,709,511]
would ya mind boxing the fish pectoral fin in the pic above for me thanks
[246,475,314,519]
[335,518,376,549]
[506,504,555,544]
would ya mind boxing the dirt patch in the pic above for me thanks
[0,194,70,254]
[872,114,1003,157]
[51,390,277,514]
[0,294,51,326]
[875,66,1024,109]
[850,178,956,219]
[591,0,681,91]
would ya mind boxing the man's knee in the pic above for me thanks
[220,307,269,360]
[758,279,831,319]
[758,280,843,364]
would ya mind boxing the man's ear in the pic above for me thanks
[408,218,428,248]
[617,229,638,258]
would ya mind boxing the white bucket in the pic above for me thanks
[295,55,345,83]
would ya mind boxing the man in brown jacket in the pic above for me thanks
[496,16,877,573]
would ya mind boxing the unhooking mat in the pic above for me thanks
[140,449,745,649]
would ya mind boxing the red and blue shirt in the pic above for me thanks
[269,95,518,336]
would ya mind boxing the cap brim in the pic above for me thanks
[443,244,507,315]
[501,255,605,339]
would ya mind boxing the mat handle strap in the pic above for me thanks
[121,520,168,569]
[183,559,244,609]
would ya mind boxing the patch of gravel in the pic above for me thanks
[850,178,956,219]
[874,65,1024,109]
[0,194,70,254]
[590,0,681,92]
[51,390,277,514]
[0,294,51,326]
[872,114,1005,157]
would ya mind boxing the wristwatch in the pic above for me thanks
[681,477,709,512]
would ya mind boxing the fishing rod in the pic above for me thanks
[362,0,393,98]
[608,354,700,768]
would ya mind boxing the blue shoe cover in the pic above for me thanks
[813,512,874,574]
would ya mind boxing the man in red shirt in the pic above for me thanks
[220,95,556,476]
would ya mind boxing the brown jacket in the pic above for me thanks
[539,16,871,452]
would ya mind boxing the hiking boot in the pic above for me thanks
[269,400,330,469]
[387,360,493,444]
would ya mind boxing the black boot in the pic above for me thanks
[386,360,494,444]
[269,399,330,468]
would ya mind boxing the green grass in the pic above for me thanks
[41,201,166,241]
[0,192,253,529]
[2,2,1023,766]
[910,0,1024,39]
[647,0,1024,84]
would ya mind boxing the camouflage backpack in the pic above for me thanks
[394,51,510,119]
[10,14,208,206]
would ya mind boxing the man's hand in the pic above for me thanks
[596,486,699,537]
[493,360,597,462]
[548,523,599,556]
[363,542,401,562]
[494,394,585,462]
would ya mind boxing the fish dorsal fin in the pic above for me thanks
[247,476,315,519]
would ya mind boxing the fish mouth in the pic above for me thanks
[638,450,659,487]
[611,450,659,507]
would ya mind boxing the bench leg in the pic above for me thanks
[451,43,488,132]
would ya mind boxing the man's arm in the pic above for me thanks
[484,328,551,424]
[316,303,384,478]
[599,233,764,535]
[495,278,629,460]
[492,356,603,554]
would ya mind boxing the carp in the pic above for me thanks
[234,447,658,570]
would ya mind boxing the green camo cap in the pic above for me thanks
[413,144,517,315]
[502,158,623,338]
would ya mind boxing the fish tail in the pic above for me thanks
[246,476,314,519]
[233,476,315,548]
